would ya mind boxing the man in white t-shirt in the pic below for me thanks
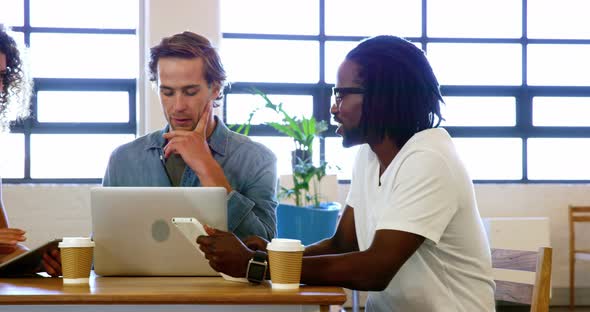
[197,35,495,311]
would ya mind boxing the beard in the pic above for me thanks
[340,125,364,148]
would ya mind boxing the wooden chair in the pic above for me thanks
[492,247,552,312]
[569,205,590,310]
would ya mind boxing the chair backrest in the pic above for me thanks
[569,205,590,255]
[492,247,552,312]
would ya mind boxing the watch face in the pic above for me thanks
[248,262,266,281]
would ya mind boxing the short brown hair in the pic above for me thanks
[149,31,226,103]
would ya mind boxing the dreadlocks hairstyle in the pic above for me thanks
[148,31,226,106]
[345,35,444,148]
[0,25,31,131]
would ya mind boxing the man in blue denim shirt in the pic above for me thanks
[103,31,277,241]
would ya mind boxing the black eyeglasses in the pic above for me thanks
[332,87,365,105]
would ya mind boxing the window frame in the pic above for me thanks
[221,0,590,184]
[4,0,137,184]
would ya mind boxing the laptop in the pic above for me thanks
[91,187,227,276]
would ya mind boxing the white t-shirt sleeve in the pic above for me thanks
[376,150,458,244]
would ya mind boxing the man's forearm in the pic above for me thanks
[304,230,358,256]
[300,251,392,291]
[304,237,342,256]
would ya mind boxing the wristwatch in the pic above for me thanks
[246,250,268,284]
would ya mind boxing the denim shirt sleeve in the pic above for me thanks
[227,153,278,241]
[102,147,118,186]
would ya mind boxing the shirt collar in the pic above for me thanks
[207,116,229,157]
[144,116,229,157]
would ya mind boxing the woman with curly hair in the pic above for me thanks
[0,25,31,131]
[0,25,29,260]
[0,25,60,275]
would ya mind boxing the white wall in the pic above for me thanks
[3,184,95,243]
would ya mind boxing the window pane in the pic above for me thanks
[251,136,320,176]
[428,0,521,38]
[528,0,590,39]
[440,97,516,127]
[427,43,522,86]
[221,0,318,35]
[250,136,295,176]
[527,44,590,86]
[325,41,360,84]
[528,138,590,180]
[325,0,421,37]
[453,138,522,180]
[9,31,25,49]
[225,94,313,125]
[0,0,24,27]
[0,133,24,178]
[37,91,129,123]
[31,134,135,178]
[325,137,360,180]
[30,0,137,29]
[533,97,590,127]
[30,33,137,78]
[221,39,318,83]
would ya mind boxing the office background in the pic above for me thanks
[1,0,589,305]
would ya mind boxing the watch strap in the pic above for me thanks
[246,250,268,284]
[252,250,267,263]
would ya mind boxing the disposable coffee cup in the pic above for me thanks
[58,237,95,284]
[267,238,304,290]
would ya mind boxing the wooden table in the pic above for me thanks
[0,273,346,312]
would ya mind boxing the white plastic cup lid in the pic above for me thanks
[58,237,95,248]
[267,238,304,252]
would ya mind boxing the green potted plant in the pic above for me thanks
[234,89,341,245]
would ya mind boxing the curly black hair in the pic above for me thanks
[0,26,24,105]
[0,25,30,130]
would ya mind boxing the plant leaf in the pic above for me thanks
[267,122,297,138]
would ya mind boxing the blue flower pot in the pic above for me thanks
[276,202,341,246]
